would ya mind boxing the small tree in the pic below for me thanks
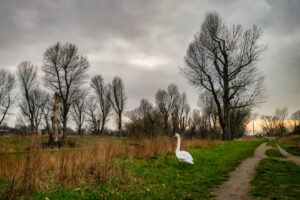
[291,110,300,133]
[86,96,101,135]
[71,91,87,136]
[110,76,126,137]
[17,61,38,134]
[0,70,16,125]
[91,75,111,134]
[155,83,180,133]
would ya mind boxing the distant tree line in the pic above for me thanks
[261,107,300,136]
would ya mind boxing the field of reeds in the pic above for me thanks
[0,135,263,199]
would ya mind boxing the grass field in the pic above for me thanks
[250,158,300,200]
[277,135,300,156]
[250,138,300,200]
[265,147,286,158]
[0,136,264,200]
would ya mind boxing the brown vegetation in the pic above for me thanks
[0,136,221,199]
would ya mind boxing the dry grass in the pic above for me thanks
[277,135,300,145]
[0,135,221,199]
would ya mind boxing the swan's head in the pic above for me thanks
[173,133,180,138]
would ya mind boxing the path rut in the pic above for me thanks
[213,142,270,200]
[276,144,300,166]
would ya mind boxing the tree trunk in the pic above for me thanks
[100,117,105,135]
[62,115,67,142]
[49,93,62,145]
[118,113,122,137]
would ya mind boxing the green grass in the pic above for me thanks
[250,158,300,199]
[266,148,286,158]
[267,140,277,148]
[278,142,300,156]
[33,140,264,200]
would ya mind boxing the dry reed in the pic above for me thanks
[0,135,221,199]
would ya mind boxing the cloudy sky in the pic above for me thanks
[0,0,299,126]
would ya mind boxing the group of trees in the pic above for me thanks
[0,42,127,142]
[1,11,298,140]
[126,84,190,138]
[261,107,300,136]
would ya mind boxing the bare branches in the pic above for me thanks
[42,42,90,139]
[181,11,266,139]
[91,74,111,134]
[155,84,180,132]
[110,76,126,136]
[71,91,87,136]
[0,70,16,125]
[17,61,39,134]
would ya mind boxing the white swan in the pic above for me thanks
[174,133,194,165]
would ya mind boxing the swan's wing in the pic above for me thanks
[177,151,193,161]
[180,151,193,161]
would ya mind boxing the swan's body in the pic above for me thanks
[174,133,194,164]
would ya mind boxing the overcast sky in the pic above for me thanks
[0,0,299,126]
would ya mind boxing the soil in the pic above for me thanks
[212,142,271,200]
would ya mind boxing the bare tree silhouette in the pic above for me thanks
[42,42,89,141]
[0,70,16,125]
[182,11,266,139]
[110,76,126,137]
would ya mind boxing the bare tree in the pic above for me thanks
[110,76,126,137]
[0,70,16,125]
[198,91,220,138]
[42,96,52,135]
[32,89,50,134]
[182,11,266,140]
[42,42,90,141]
[155,83,180,132]
[86,96,101,135]
[291,110,300,130]
[126,98,157,138]
[261,115,278,136]
[91,75,111,134]
[171,92,190,134]
[71,91,87,136]
[17,61,38,134]
[274,106,289,136]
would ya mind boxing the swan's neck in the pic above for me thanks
[176,136,181,152]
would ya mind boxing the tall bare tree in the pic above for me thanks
[182,11,266,140]
[155,83,180,132]
[71,91,87,136]
[17,61,38,134]
[0,70,16,125]
[42,42,89,140]
[110,76,126,137]
[91,75,111,134]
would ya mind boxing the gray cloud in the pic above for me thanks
[0,0,299,125]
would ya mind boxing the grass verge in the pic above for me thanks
[33,140,264,200]
[250,158,300,199]
[266,148,286,158]
[277,136,300,156]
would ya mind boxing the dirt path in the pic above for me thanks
[276,144,300,166]
[213,142,271,200]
